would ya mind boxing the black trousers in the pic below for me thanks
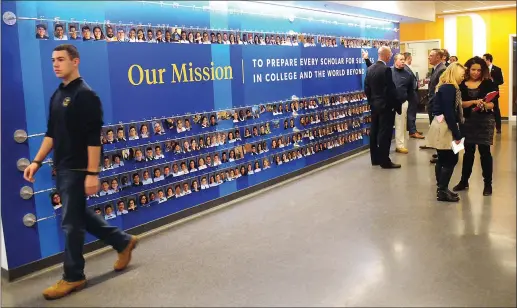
[57,169,131,282]
[460,143,493,184]
[370,108,395,165]
[494,99,502,131]
[436,150,458,190]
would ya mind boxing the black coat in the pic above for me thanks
[364,61,401,114]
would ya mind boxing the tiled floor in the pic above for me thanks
[2,122,515,307]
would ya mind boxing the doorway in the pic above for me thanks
[510,34,516,121]
[400,40,441,119]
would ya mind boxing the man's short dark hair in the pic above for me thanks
[403,52,412,59]
[53,44,80,59]
[37,24,46,30]
[81,25,90,31]
[483,53,493,62]
[54,24,63,31]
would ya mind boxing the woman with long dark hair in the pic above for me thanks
[426,63,466,202]
[453,56,498,196]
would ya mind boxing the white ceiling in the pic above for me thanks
[435,1,516,13]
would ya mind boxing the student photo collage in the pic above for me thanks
[34,20,399,48]
[87,109,367,209]
[88,123,365,219]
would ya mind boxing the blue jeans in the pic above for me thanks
[57,169,131,282]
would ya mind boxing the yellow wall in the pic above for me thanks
[400,8,516,117]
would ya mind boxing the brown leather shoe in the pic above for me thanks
[409,132,425,139]
[396,147,409,154]
[114,235,138,271]
[42,279,87,300]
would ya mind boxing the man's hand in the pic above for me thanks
[23,163,40,183]
[85,175,100,196]
[362,49,369,60]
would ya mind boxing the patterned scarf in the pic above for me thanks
[455,89,465,124]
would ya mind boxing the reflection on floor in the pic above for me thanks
[2,122,516,307]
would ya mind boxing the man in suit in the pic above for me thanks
[421,48,446,163]
[403,52,425,139]
[483,53,504,133]
[364,46,402,169]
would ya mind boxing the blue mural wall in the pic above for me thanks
[1,1,398,270]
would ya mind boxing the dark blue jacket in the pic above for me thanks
[432,84,461,140]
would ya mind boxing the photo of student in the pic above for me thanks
[188,159,198,173]
[155,29,165,43]
[202,32,211,44]
[126,28,137,42]
[200,115,209,128]
[205,154,213,167]
[50,192,62,210]
[53,23,68,40]
[94,207,103,216]
[114,126,126,142]
[110,178,121,193]
[92,25,105,41]
[180,161,189,175]
[140,123,150,138]
[198,157,207,170]
[146,28,157,43]
[81,24,94,41]
[153,167,165,183]
[101,156,113,171]
[116,200,128,215]
[263,158,271,170]
[139,194,149,207]
[104,25,116,42]
[191,179,200,192]
[174,184,184,198]
[99,179,115,196]
[209,114,218,126]
[194,31,202,44]
[104,204,117,220]
[144,146,155,161]
[157,189,167,203]
[235,146,245,160]
[244,127,252,139]
[141,170,152,185]
[36,23,49,40]
[184,117,192,131]
[176,118,187,133]
[171,162,182,177]
[254,161,262,173]
[67,23,80,40]
[200,176,210,190]
[136,28,146,42]
[172,142,182,154]
[166,186,174,199]
[182,182,192,195]
[153,145,164,159]
[103,128,117,144]
[127,125,139,141]
[127,198,138,212]
[119,174,131,189]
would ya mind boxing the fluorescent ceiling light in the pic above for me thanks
[443,3,516,13]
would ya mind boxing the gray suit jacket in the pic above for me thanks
[428,62,446,106]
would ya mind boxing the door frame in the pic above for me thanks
[400,39,442,119]
[509,34,516,121]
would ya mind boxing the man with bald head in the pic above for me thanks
[364,46,402,169]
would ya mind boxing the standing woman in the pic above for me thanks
[453,56,498,196]
[426,62,465,202]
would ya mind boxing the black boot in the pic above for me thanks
[483,184,492,196]
[453,181,469,192]
[437,190,460,202]
[435,160,442,187]
[480,150,493,196]
[437,167,459,202]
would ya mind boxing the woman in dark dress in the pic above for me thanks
[453,56,497,196]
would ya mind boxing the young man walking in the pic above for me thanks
[23,44,138,300]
